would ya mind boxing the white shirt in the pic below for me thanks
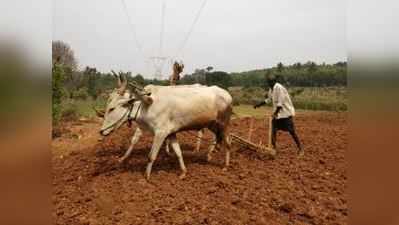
[265,83,295,119]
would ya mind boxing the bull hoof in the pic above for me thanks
[145,174,151,181]
[222,167,228,172]
[298,150,305,158]
[178,173,186,180]
[118,157,127,164]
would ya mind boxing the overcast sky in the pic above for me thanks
[53,0,346,78]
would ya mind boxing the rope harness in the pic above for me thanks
[128,102,141,127]
[101,101,142,132]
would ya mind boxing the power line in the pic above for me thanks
[160,1,166,56]
[173,0,208,59]
[120,0,146,58]
[149,56,167,79]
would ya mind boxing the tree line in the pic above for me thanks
[52,40,347,126]
[52,40,346,111]
[181,61,347,88]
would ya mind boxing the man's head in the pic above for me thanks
[266,74,277,88]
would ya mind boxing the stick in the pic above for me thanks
[268,116,273,149]
[248,117,254,141]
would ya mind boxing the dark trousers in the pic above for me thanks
[271,116,302,150]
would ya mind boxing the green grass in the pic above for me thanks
[233,105,273,118]
[60,85,346,122]
[291,87,347,111]
[61,98,106,120]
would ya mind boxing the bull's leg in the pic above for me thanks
[145,133,167,180]
[119,127,143,163]
[165,138,173,156]
[195,129,203,152]
[169,134,187,179]
[206,138,217,162]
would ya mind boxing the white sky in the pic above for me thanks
[4,0,399,78]
[1,0,51,69]
[3,0,343,79]
[53,0,346,78]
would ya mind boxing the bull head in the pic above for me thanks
[98,73,140,136]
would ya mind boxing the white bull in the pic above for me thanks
[99,76,233,180]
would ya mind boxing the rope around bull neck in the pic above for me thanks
[102,102,142,132]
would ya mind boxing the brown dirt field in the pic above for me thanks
[52,112,347,225]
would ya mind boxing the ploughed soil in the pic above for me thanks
[52,112,347,225]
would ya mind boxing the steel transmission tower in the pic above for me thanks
[148,1,167,80]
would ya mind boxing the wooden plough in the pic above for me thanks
[230,116,276,158]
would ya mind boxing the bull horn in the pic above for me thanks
[119,72,127,94]
[92,106,105,118]
[111,70,122,87]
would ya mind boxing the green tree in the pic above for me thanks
[277,62,284,72]
[133,74,145,85]
[52,61,65,125]
[52,41,80,97]
[52,41,77,70]
[84,66,98,99]
[205,71,232,89]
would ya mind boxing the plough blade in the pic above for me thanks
[230,133,276,158]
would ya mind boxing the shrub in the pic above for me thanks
[72,87,89,100]
[61,102,79,121]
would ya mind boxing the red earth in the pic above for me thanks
[52,111,347,225]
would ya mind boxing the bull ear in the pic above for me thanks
[92,106,105,118]
[130,88,153,105]
[142,95,153,105]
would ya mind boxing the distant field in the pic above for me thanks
[229,86,347,111]
[59,86,347,121]
[233,105,273,118]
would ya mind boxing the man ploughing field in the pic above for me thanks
[254,75,304,156]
